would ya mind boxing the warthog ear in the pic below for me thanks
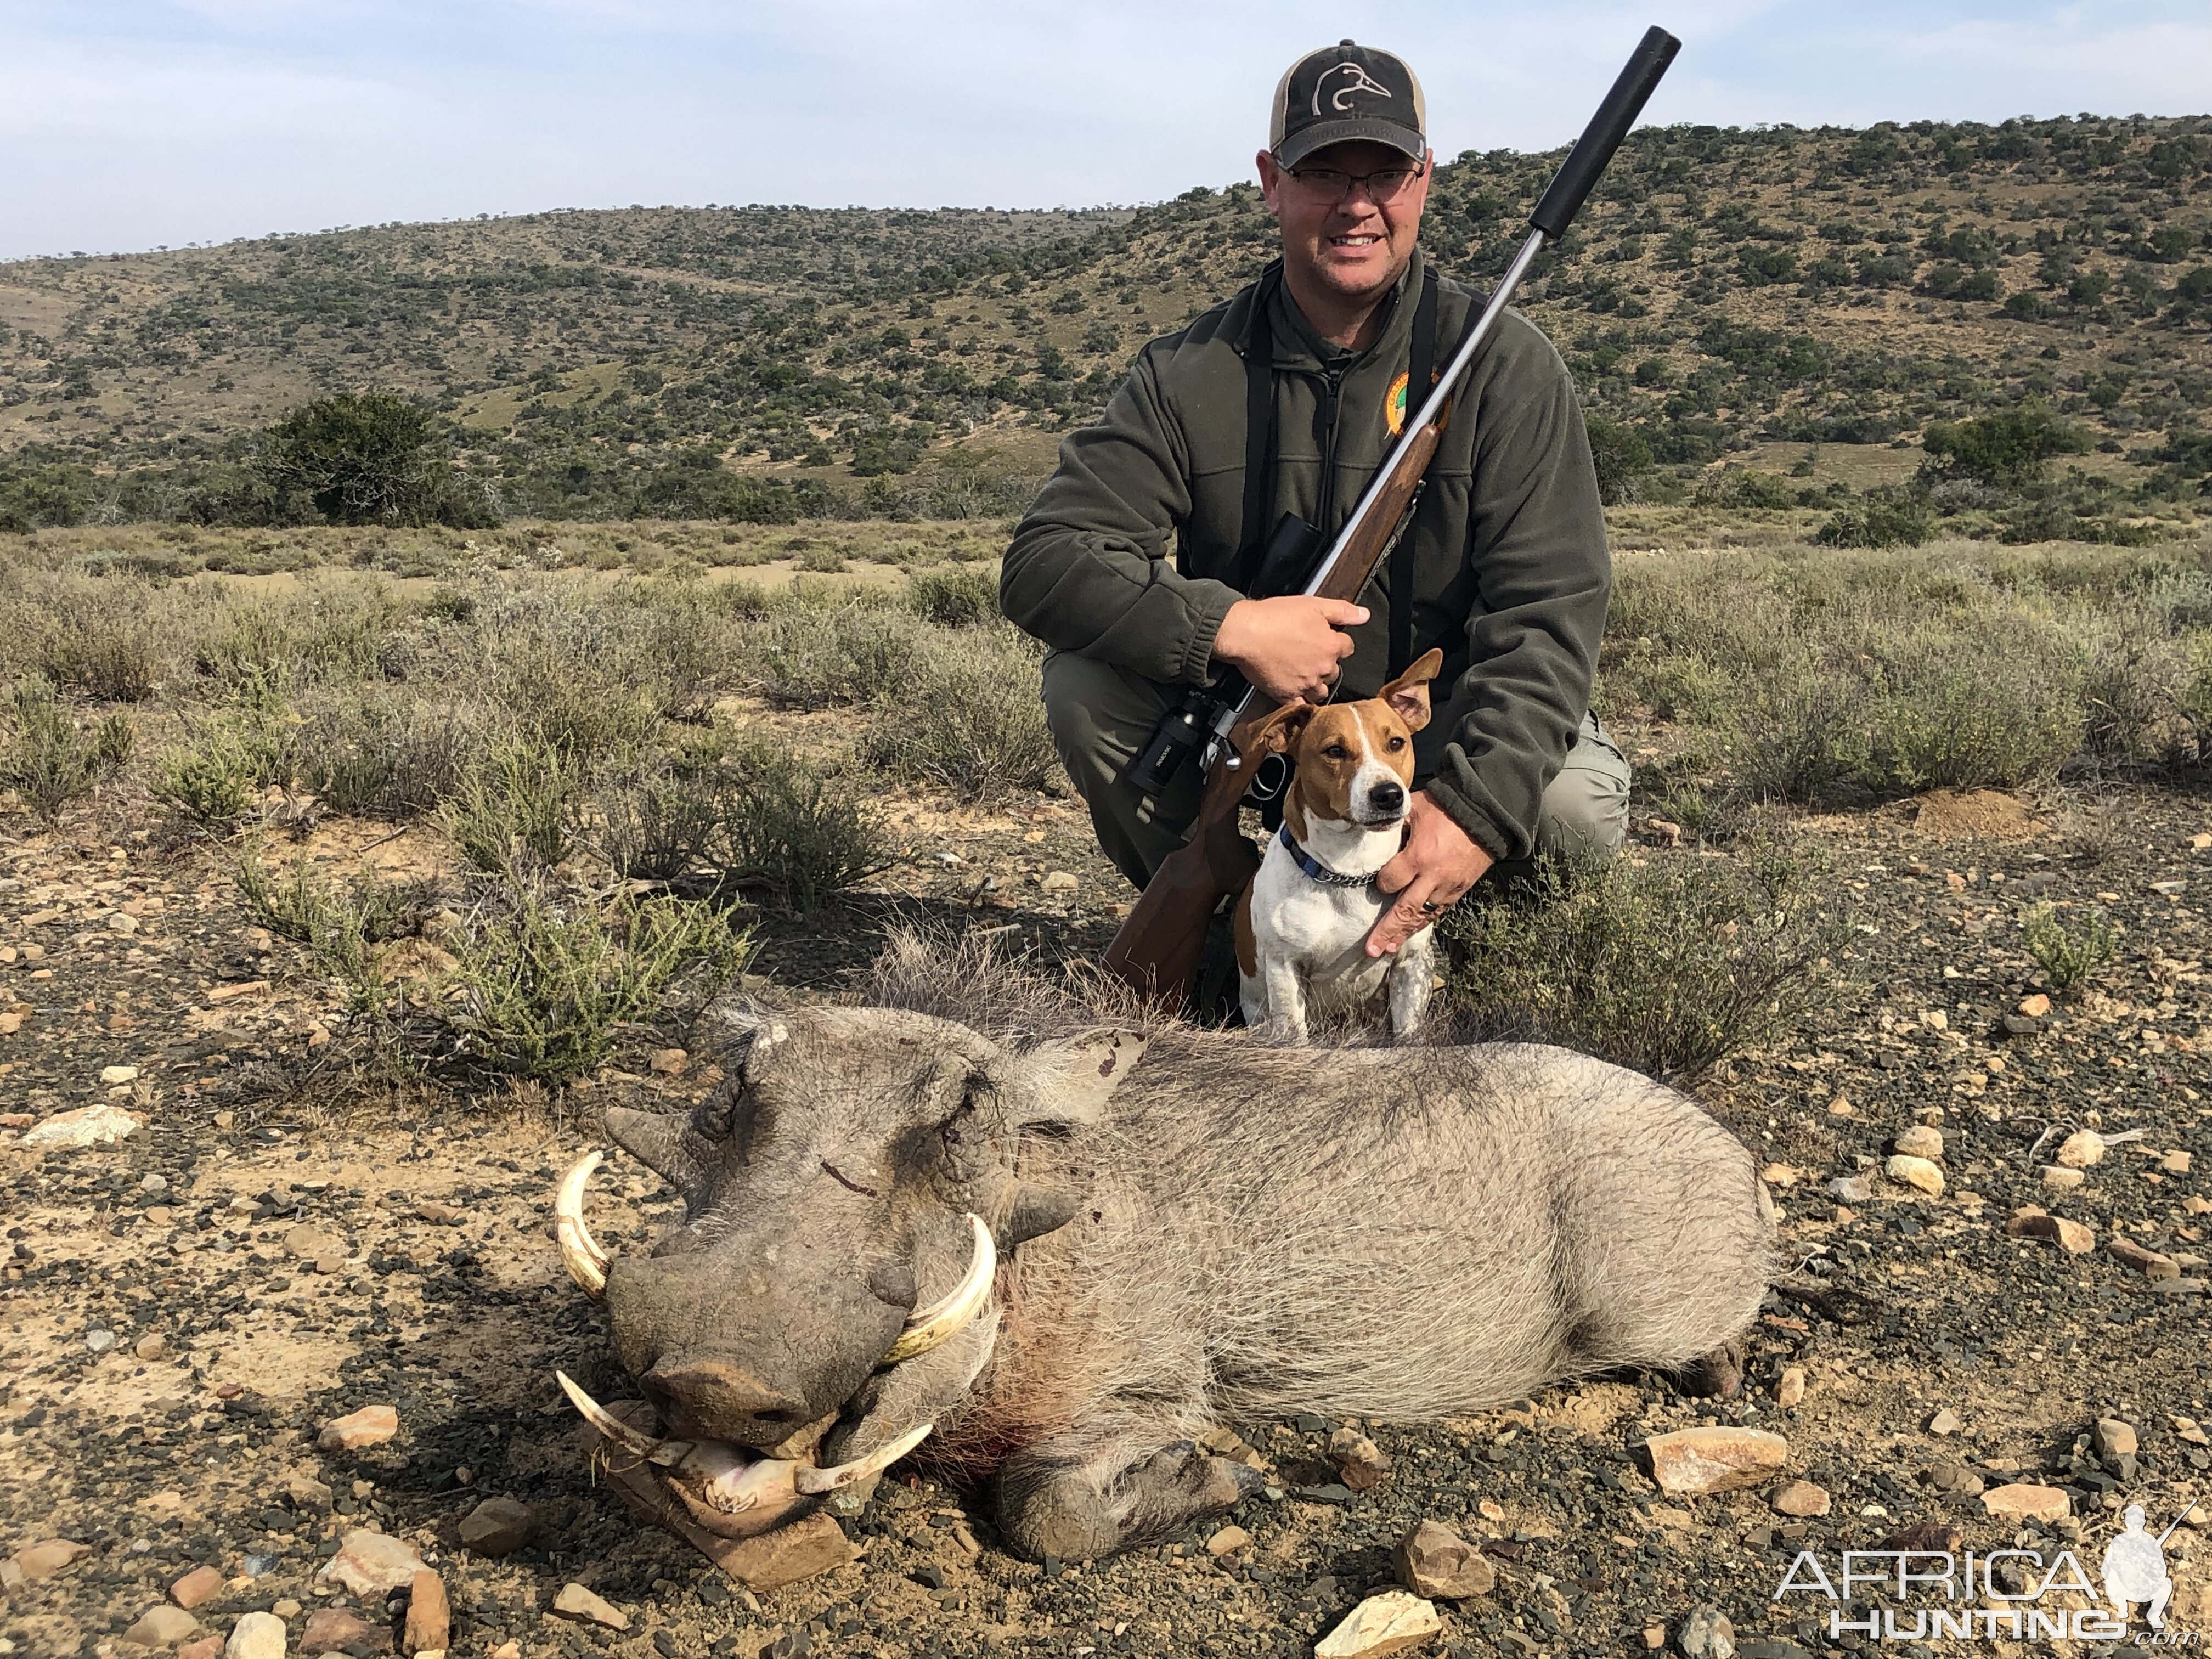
[605,1105,708,1191]
[1007,1028,1147,1128]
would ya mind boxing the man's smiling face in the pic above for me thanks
[1258,138,1432,312]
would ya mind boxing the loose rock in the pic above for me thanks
[2109,1239,2180,1279]
[402,1568,449,1656]
[1394,1519,1494,1600]
[1313,1589,1442,1658]
[22,1103,140,1148]
[281,1471,333,1513]
[1774,1367,1807,1408]
[1643,1427,1790,1496]
[316,1404,399,1451]
[1893,1125,1945,1161]
[223,1611,286,1659]
[317,1528,426,1596]
[298,1607,383,1653]
[122,1605,201,1648]
[284,1224,337,1261]
[1678,1605,1737,1659]
[2041,1165,2086,1191]
[648,1047,689,1075]
[1206,1525,1251,1557]
[2018,993,2052,1018]
[1040,870,1079,893]
[2007,1207,2095,1253]
[1329,1427,1393,1491]
[551,1583,630,1632]
[456,1495,536,1556]
[1927,1408,1963,1436]
[1769,1481,1830,1517]
[136,1331,171,1361]
[2095,1418,2140,1459]
[170,1565,225,1609]
[1825,1175,1872,1204]
[1885,1154,1945,1197]
[100,1063,141,1085]
[178,1639,223,1659]
[2057,1130,2107,1169]
[1982,1484,2071,1522]
[13,1539,92,1580]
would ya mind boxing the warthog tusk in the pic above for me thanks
[556,1371,684,1464]
[793,1421,935,1495]
[555,1150,613,1299]
[881,1212,996,1365]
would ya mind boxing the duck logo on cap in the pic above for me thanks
[1314,61,1393,115]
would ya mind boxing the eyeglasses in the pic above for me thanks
[1283,162,1427,204]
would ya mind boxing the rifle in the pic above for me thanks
[1103,24,1682,1012]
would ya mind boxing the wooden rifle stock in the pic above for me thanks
[1102,423,1444,1012]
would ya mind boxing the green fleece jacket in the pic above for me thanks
[1000,248,1610,864]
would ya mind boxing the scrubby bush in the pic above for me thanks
[294,686,489,817]
[442,737,579,876]
[155,698,294,828]
[1,681,132,818]
[744,602,934,709]
[230,844,436,994]
[2024,902,2118,990]
[1920,403,2090,486]
[257,393,495,527]
[858,628,1059,800]
[906,565,1002,628]
[432,886,742,1082]
[1442,837,1838,1082]
[710,745,887,910]
[1815,483,1933,549]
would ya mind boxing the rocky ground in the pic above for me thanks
[7,776,2212,1659]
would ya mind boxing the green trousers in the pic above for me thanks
[1040,650,1632,891]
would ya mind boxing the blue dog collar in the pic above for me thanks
[1277,822,1376,889]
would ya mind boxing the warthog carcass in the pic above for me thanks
[553,939,1776,1562]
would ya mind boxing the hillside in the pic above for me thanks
[2,115,2210,529]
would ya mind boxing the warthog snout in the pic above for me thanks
[640,1360,805,1444]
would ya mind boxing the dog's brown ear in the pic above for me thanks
[1248,701,1314,759]
[1378,648,1445,733]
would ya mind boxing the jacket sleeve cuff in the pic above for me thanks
[1178,579,1243,687]
[1421,774,1513,864]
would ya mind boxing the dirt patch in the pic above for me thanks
[1910,788,2049,842]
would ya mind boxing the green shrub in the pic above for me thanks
[906,565,1002,628]
[2023,902,2118,990]
[1921,402,2090,486]
[744,603,934,709]
[431,887,742,1082]
[1,681,131,819]
[710,746,887,910]
[294,686,489,817]
[442,737,579,876]
[155,701,295,828]
[1815,483,1933,549]
[230,844,435,994]
[1442,837,1838,1082]
[857,628,1058,800]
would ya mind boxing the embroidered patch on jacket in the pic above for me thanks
[1386,370,1411,437]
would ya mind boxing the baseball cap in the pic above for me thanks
[1268,40,1427,170]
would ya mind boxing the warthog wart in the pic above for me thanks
[553,934,1776,1561]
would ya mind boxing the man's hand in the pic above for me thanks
[1213,596,1368,704]
[1369,791,1493,957]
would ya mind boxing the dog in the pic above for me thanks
[1233,648,1444,1042]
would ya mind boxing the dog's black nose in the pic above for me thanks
[1368,780,1406,815]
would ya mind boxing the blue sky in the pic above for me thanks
[3,1,2209,262]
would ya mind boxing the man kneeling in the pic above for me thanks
[1001,38,1629,964]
